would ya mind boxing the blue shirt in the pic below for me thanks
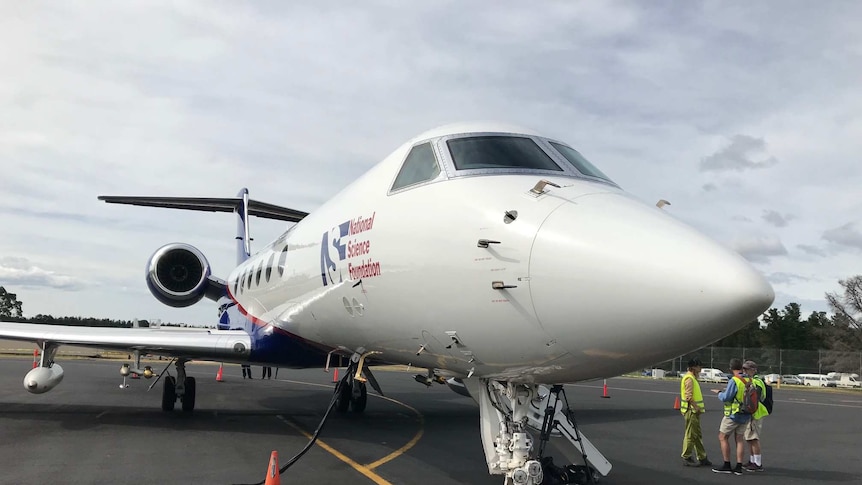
[717,372,751,423]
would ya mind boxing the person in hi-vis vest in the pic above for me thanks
[680,357,712,467]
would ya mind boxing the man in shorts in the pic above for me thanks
[710,358,750,475]
[742,360,768,472]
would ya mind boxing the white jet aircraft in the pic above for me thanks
[0,122,774,484]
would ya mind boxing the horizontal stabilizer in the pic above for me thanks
[98,195,308,223]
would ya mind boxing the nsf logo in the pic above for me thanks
[320,221,350,286]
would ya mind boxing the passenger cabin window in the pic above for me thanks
[265,253,274,282]
[549,142,612,183]
[391,143,440,191]
[278,245,288,277]
[447,136,562,171]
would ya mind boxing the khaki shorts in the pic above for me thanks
[719,416,748,436]
[744,418,763,441]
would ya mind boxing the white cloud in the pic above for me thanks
[797,244,828,257]
[700,135,779,172]
[0,257,87,291]
[762,210,794,228]
[822,223,862,250]
[730,235,788,263]
[767,272,810,285]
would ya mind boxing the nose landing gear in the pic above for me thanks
[465,380,611,485]
[334,373,368,413]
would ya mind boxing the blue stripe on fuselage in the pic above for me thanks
[217,296,329,368]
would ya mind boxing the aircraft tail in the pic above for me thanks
[98,188,308,265]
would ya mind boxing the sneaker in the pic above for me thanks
[712,463,733,474]
[733,464,744,476]
[699,458,713,467]
[744,463,764,472]
[682,457,699,467]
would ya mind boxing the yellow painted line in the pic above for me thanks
[364,396,424,470]
[277,415,392,485]
[276,377,426,471]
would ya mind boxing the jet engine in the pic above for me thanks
[146,243,213,307]
[23,365,64,394]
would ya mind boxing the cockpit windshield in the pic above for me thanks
[447,136,563,172]
[549,142,612,182]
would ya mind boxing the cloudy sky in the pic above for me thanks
[1,1,860,325]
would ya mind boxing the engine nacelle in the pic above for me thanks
[146,243,212,307]
[24,365,65,394]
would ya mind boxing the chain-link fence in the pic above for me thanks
[653,347,862,376]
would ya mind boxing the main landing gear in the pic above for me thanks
[161,359,196,413]
[465,380,612,485]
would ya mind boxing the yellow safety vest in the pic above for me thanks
[752,376,769,419]
[724,376,748,416]
[680,372,704,414]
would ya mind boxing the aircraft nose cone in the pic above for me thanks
[529,193,774,376]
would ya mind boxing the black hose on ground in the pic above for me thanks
[233,364,354,485]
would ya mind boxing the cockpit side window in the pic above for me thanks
[549,142,612,182]
[391,143,441,191]
[447,136,562,171]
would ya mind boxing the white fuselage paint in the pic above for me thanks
[228,124,774,384]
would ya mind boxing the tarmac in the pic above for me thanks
[0,355,860,485]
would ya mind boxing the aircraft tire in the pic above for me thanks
[162,376,176,412]
[335,379,351,413]
[182,377,196,412]
[350,381,367,413]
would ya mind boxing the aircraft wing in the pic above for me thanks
[0,321,251,361]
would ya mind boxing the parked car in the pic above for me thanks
[719,373,733,383]
[779,375,802,385]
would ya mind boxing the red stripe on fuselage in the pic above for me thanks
[226,287,331,351]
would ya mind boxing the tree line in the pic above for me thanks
[0,286,195,328]
[713,276,862,353]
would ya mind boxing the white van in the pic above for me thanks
[836,374,861,388]
[799,374,835,387]
[699,368,727,383]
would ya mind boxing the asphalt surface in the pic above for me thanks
[0,357,860,485]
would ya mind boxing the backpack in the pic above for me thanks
[736,376,760,414]
[762,380,773,414]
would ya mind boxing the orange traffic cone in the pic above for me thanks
[600,379,610,398]
[332,367,339,383]
[264,451,280,485]
[216,364,224,382]
[32,349,38,369]
[673,396,681,410]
